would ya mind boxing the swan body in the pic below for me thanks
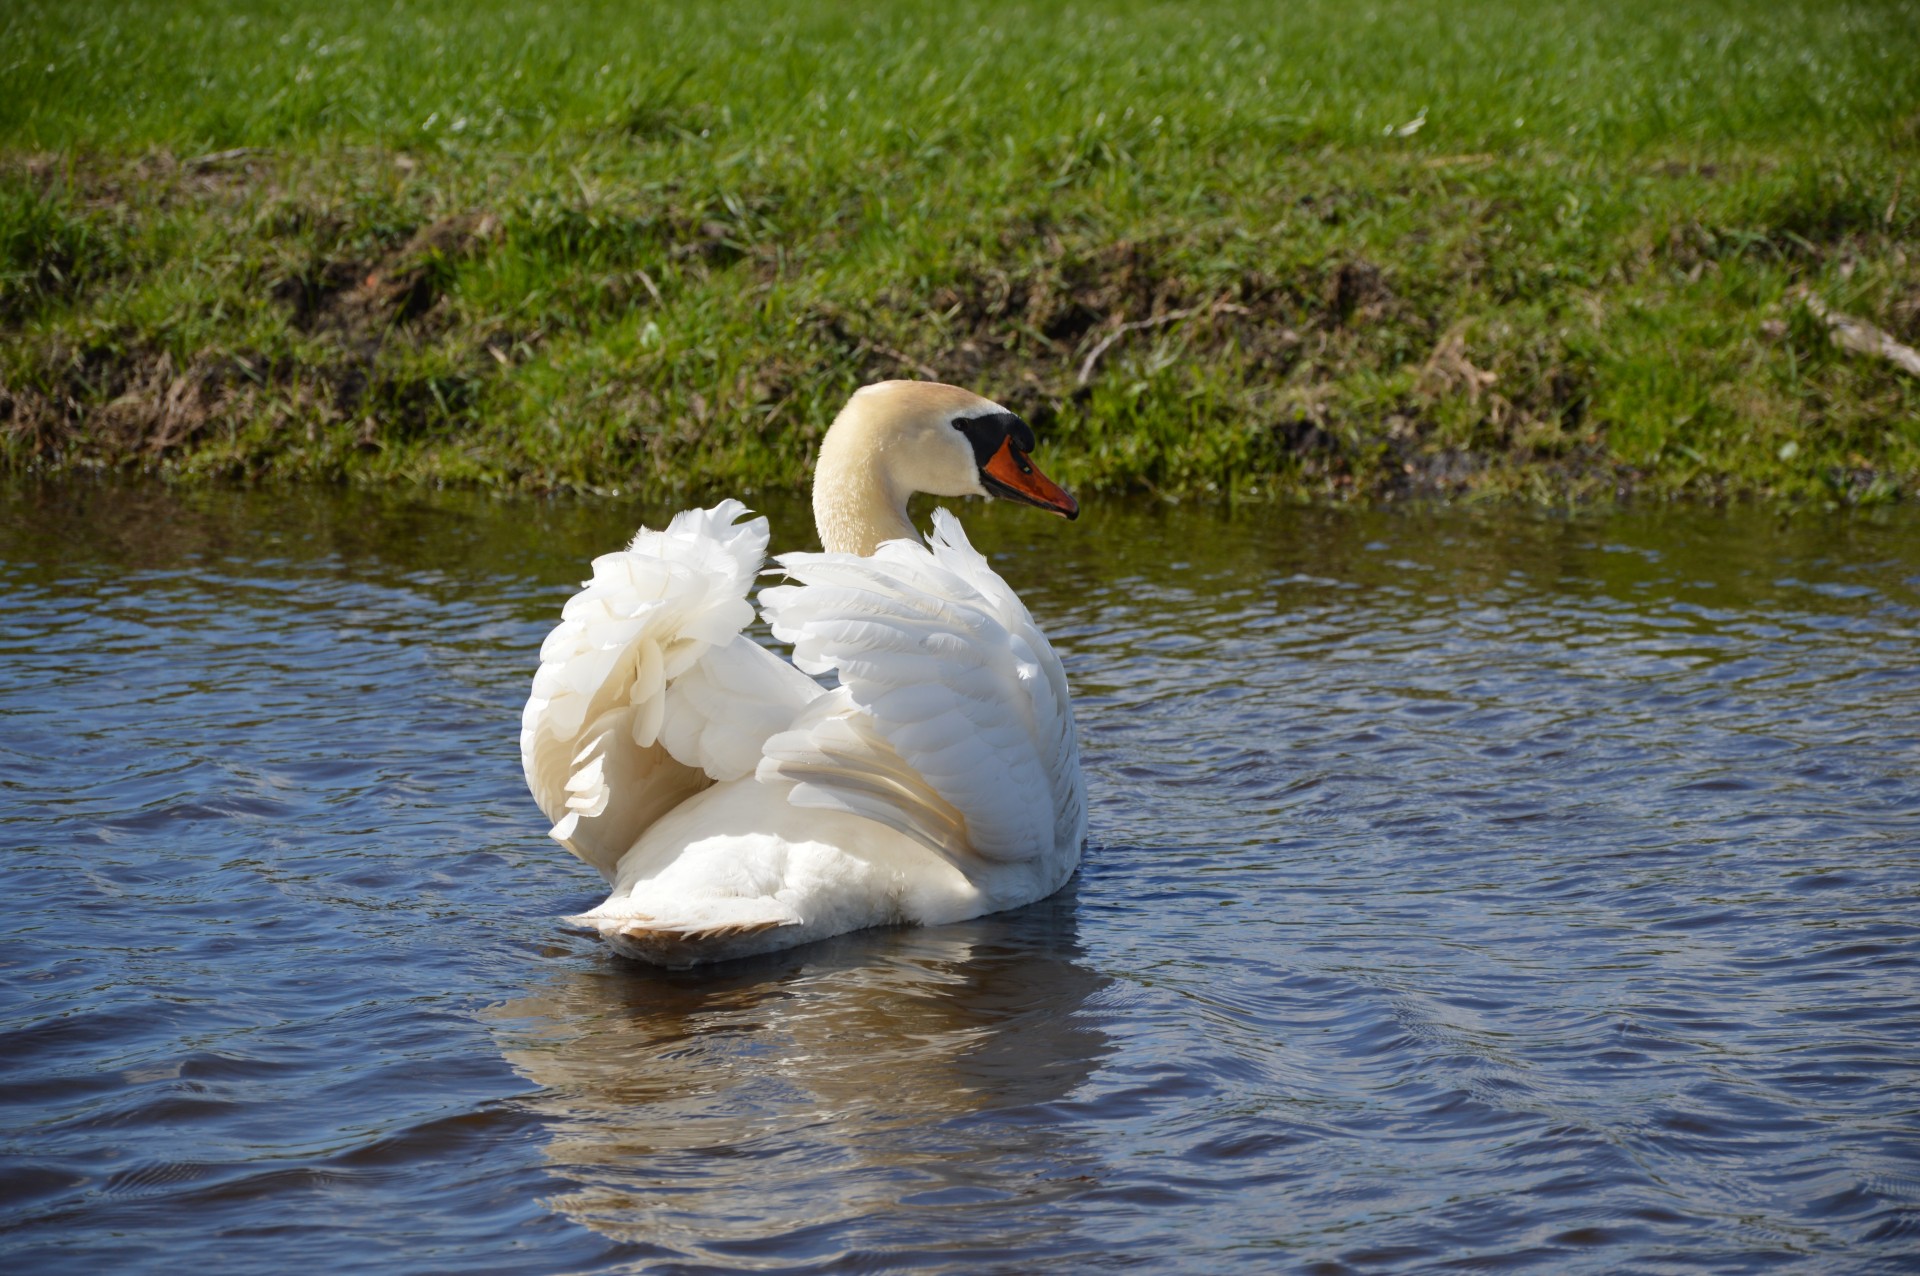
[521,382,1085,966]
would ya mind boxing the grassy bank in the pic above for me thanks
[2,0,1917,502]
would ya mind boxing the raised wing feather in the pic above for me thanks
[757,508,1085,864]
[659,633,822,782]
[759,688,971,865]
[520,501,822,880]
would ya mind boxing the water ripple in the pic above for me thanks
[2,483,1918,1272]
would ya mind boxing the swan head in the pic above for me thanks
[813,380,1078,555]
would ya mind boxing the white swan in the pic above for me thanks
[520,381,1086,967]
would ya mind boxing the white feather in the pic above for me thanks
[659,634,821,781]
[520,500,819,881]
[759,508,1086,866]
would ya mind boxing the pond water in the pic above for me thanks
[2,479,1918,1273]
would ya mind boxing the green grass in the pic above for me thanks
[2,0,1916,501]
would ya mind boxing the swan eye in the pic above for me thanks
[951,410,1028,469]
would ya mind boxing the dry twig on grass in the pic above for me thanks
[1790,287,1920,378]
[184,147,266,169]
[1076,300,1249,386]
[857,340,941,381]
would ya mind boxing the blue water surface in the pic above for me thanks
[2,481,1918,1273]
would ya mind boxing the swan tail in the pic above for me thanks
[564,902,801,968]
[522,500,816,880]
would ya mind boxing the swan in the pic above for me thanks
[520,380,1086,967]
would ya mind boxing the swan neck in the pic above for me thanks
[812,414,918,556]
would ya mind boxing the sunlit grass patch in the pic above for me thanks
[2,0,1916,501]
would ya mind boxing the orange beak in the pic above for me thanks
[982,438,1079,519]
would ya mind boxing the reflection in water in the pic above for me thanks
[492,891,1111,1257]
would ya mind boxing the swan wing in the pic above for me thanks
[520,501,822,881]
[658,632,822,781]
[757,508,1085,865]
